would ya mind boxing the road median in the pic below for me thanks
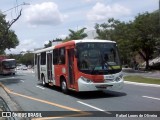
[124,75,160,87]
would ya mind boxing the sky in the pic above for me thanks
[0,0,159,54]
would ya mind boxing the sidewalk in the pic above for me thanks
[0,82,23,120]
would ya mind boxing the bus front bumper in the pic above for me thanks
[3,69,16,75]
[78,78,124,91]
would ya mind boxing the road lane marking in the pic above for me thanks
[0,77,16,80]
[0,82,12,93]
[0,82,90,117]
[124,81,160,87]
[36,85,45,90]
[142,96,160,101]
[20,80,24,82]
[77,101,111,114]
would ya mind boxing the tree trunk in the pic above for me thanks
[145,59,150,70]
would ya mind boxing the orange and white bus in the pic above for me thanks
[34,39,123,93]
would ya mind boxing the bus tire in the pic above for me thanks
[61,79,68,94]
[42,75,47,87]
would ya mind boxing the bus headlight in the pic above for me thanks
[115,74,123,82]
[80,76,93,83]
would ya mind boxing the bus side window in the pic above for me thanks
[41,52,46,65]
[53,49,59,65]
[35,54,37,65]
[53,47,65,65]
[59,48,65,64]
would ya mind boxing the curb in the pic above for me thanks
[0,82,22,112]
[124,81,160,87]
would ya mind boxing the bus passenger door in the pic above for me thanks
[47,53,53,81]
[67,48,75,88]
[37,55,41,80]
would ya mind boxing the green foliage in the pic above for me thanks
[131,12,159,69]
[124,75,160,85]
[44,40,52,48]
[44,38,63,48]
[95,12,160,70]
[8,53,34,66]
[63,28,87,42]
[95,18,120,40]
[95,18,132,65]
[19,53,34,66]
[0,13,19,53]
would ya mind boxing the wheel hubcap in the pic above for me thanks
[62,81,66,90]
[42,77,45,85]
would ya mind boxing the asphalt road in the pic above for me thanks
[0,70,160,120]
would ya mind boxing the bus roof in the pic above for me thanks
[34,39,116,54]
[1,59,15,62]
[34,46,55,54]
[74,39,116,44]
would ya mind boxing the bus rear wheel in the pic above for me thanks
[61,79,68,94]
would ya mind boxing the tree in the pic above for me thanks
[8,53,22,63]
[44,40,52,48]
[44,38,63,48]
[0,11,21,53]
[95,18,121,40]
[65,27,87,41]
[130,12,159,69]
[95,12,160,70]
[95,18,133,65]
[19,53,34,66]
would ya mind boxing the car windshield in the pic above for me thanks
[2,60,16,69]
[76,42,121,75]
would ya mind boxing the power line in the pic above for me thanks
[2,2,30,13]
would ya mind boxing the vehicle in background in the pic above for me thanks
[22,65,28,70]
[0,56,16,75]
[34,39,123,93]
[16,64,28,70]
[16,64,22,70]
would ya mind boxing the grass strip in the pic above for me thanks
[124,76,160,85]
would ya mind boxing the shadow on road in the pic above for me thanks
[0,75,25,86]
[37,83,127,99]
[68,91,127,100]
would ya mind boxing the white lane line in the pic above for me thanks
[77,101,111,114]
[142,96,160,101]
[124,81,160,87]
[20,80,24,82]
[36,85,45,90]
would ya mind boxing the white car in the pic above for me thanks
[22,65,28,70]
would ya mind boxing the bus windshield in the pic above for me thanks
[76,42,121,75]
[2,60,16,69]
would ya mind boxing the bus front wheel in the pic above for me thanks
[61,79,68,94]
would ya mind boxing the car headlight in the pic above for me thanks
[80,76,93,83]
[115,74,123,82]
